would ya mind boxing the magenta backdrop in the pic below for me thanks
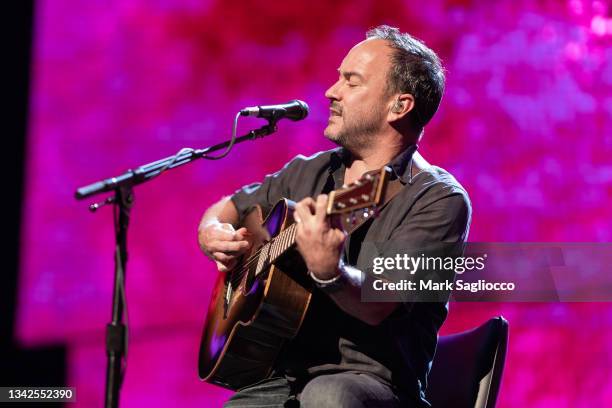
[18,0,612,407]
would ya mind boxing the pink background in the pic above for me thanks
[18,0,612,406]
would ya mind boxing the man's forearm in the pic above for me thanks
[205,195,397,324]
[320,264,400,326]
[199,196,240,229]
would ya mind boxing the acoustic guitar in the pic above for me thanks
[198,167,391,390]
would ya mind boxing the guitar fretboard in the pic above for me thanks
[254,223,297,276]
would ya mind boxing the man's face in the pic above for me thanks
[324,39,394,150]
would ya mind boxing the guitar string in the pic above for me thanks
[232,223,297,284]
[229,226,295,288]
[228,199,362,287]
[226,177,379,287]
[228,201,365,286]
[229,190,348,286]
[229,224,297,287]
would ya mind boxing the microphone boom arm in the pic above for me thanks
[75,120,278,201]
[75,115,282,408]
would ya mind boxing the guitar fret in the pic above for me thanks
[290,224,296,246]
[201,168,387,389]
[269,242,275,260]
[268,225,292,264]
[255,243,266,276]
[276,235,282,258]
[278,231,285,254]
[279,229,287,258]
[287,224,294,249]
[284,226,291,250]
[288,224,295,247]
[283,225,290,253]
[271,234,280,263]
[270,236,278,259]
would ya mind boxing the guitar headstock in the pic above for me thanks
[326,166,390,234]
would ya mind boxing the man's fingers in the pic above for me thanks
[331,228,347,245]
[296,197,316,214]
[302,197,316,212]
[315,194,328,222]
[212,252,234,263]
[199,222,252,272]
[294,203,308,225]
[234,227,251,241]
[295,205,313,227]
[207,226,236,242]
[216,261,229,273]
[214,257,238,273]
[295,197,316,225]
[212,253,240,272]
[208,239,250,253]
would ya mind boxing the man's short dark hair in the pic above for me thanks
[366,25,445,132]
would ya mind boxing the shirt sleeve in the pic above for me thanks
[360,186,472,305]
[388,189,471,245]
[230,155,307,225]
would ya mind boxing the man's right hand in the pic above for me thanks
[198,221,251,272]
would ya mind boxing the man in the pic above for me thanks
[198,25,471,407]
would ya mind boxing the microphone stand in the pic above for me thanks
[75,119,279,408]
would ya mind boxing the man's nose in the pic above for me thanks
[325,80,341,101]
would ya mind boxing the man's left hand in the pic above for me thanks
[294,194,346,280]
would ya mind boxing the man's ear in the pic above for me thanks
[388,93,415,121]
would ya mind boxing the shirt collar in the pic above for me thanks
[329,144,419,184]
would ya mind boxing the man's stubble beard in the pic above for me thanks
[325,107,386,151]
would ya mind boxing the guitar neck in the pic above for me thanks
[254,223,297,277]
[252,167,389,278]
[270,223,297,261]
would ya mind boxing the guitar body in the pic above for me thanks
[198,199,312,390]
[198,167,389,391]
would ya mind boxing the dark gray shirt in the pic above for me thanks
[231,145,471,405]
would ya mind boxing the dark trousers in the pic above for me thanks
[224,372,421,407]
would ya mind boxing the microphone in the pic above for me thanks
[240,100,309,121]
